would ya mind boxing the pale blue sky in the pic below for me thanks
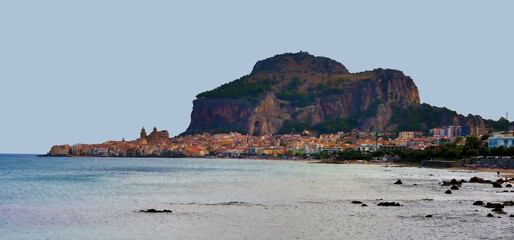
[1,1,513,154]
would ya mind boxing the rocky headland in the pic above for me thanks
[184,52,485,136]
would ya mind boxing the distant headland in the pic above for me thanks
[46,52,514,163]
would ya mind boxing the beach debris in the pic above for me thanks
[394,180,403,185]
[492,182,503,188]
[484,203,504,209]
[139,209,172,213]
[425,214,433,218]
[450,185,460,190]
[351,201,363,204]
[487,213,494,217]
[473,201,484,206]
[445,190,452,194]
[377,202,402,206]
[440,181,451,186]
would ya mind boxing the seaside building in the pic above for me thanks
[488,132,514,149]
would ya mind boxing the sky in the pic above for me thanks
[1,1,513,154]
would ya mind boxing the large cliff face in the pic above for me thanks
[184,52,483,135]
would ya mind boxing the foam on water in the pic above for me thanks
[1,155,513,239]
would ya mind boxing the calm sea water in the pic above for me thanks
[1,154,513,239]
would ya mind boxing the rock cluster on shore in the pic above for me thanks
[388,176,514,218]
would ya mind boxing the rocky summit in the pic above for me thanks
[184,52,484,136]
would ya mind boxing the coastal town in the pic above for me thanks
[47,125,514,160]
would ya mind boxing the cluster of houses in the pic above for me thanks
[47,125,500,158]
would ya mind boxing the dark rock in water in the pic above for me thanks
[425,214,433,218]
[394,180,403,185]
[492,208,505,212]
[470,176,485,183]
[361,204,368,207]
[445,190,452,194]
[492,182,503,188]
[487,213,494,217]
[450,185,459,190]
[351,201,363,204]
[413,184,418,186]
[504,201,514,206]
[510,215,514,218]
[378,202,402,206]
[496,178,505,183]
[460,179,467,183]
[140,209,172,213]
[473,201,484,206]
[484,180,493,184]
[450,179,461,185]
[506,184,512,188]
[484,203,504,209]
[503,190,509,193]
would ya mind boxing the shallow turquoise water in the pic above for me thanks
[1,154,513,239]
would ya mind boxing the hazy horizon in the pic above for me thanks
[1,1,513,154]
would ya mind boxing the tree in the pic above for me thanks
[506,147,514,156]
[481,134,490,141]
[467,149,480,156]
[465,136,481,150]
[491,146,506,156]
[479,146,491,156]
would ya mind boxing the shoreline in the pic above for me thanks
[37,154,514,175]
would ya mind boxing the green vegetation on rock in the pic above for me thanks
[484,117,512,132]
[275,90,315,108]
[196,75,278,99]
[391,103,457,133]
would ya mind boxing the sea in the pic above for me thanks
[0,154,513,240]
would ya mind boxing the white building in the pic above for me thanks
[488,132,514,149]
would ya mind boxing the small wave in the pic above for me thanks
[168,201,264,207]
